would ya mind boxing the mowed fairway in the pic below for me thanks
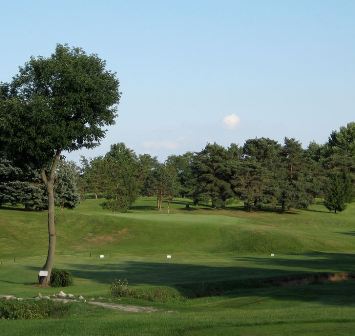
[1,198,355,335]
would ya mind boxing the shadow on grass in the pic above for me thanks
[129,205,158,211]
[304,208,330,214]
[0,279,35,285]
[0,206,39,212]
[337,231,355,237]
[24,252,355,306]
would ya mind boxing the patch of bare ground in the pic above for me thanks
[262,272,354,287]
[84,228,129,245]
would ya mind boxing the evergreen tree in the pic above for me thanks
[192,143,234,208]
[0,156,46,210]
[278,138,314,211]
[324,171,352,213]
[55,160,80,209]
[325,122,355,198]
[233,138,282,210]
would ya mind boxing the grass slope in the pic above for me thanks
[1,198,355,335]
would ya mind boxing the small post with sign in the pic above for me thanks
[38,270,49,285]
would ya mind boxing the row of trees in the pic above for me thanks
[80,122,354,213]
[79,143,178,212]
[3,121,353,214]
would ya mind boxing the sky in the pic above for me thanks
[1,0,354,161]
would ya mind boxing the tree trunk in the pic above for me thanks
[281,200,285,213]
[39,151,60,286]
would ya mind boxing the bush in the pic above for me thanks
[110,279,183,302]
[133,287,183,302]
[0,300,70,320]
[110,279,131,297]
[102,197,130,213]
[50,269,73,287]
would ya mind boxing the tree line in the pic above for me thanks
[78,122,354,214]
[1,123,353,214]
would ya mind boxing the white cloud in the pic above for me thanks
[223,114,240,129]
[142,140,180,150]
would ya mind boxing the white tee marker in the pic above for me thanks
[270,253,275,257]
[100,255,105,259]
[166,255,172,259]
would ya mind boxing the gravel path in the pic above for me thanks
[88,301,159,313]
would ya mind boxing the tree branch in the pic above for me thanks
[49,149,61,181]
[41,169,48,186]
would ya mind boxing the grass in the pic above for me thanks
[1,198,355,335]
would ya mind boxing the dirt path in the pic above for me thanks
[88,301,159,313]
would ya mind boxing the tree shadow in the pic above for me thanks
[0,279,35,285]
[304,208,330,214]
[23,252,355,306]
[0,206,40,212]
[337,231,355,237]
[129,205,157,211]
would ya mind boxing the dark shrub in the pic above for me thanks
[0,300,70,319]
[50,269,73,287]
[110,279,131,297]
[110,279,183,302]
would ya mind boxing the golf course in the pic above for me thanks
[1,198,355,335]
[1,3,355,334]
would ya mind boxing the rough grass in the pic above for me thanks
[1,198,355,335]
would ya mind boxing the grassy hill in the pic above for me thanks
[1,198,355,335]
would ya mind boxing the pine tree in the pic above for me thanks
[192,143,234,208]
[324,172,352,213]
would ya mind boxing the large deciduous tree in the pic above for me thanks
[0,44,120,285]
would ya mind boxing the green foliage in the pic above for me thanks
[55,160,80,209]
[137,154,160,196]
[192,143,235,208]
[326,122,355,197]
[103,143,141,211]
[0,157,80,210]
[50,269,73,287]
[0,300,70,320]
[131,286,183,302]
[166,152,195,198]
[110,279,131,297]
[233,159,266,211]
[82,144,141,212]
[0,44,121,168]
[0,44,120,283]
[110,279,183,302]
[0,156,46,210]
[324,172,352,213]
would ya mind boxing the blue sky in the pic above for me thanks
[1,0,354,161]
